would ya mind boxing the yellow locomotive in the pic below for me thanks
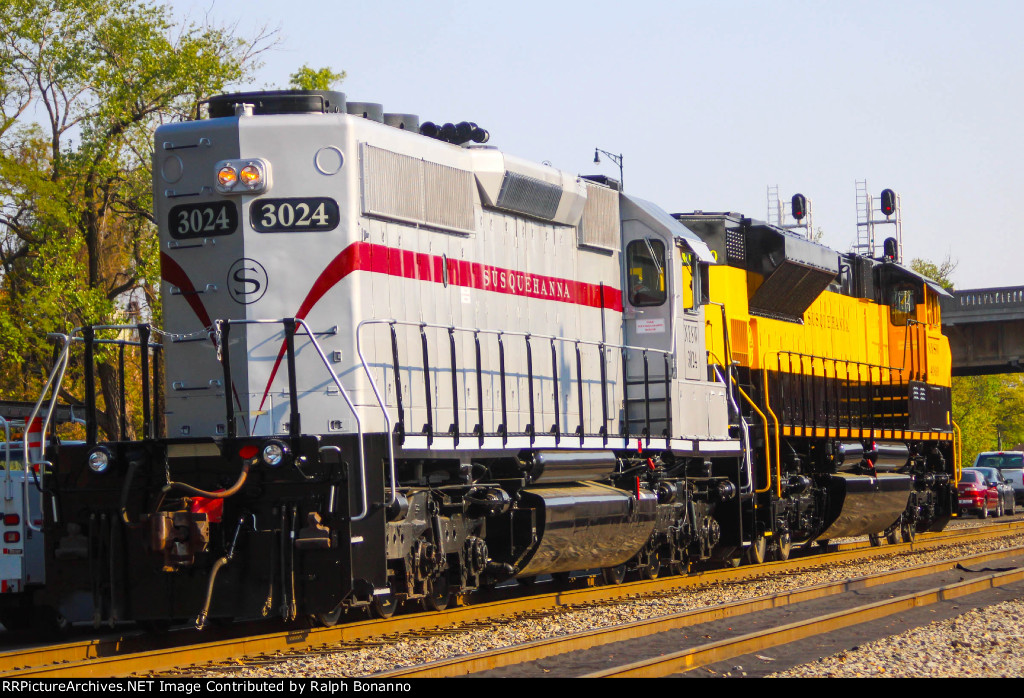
[676,212,956,561]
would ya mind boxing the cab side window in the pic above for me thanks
[680,250,702,311]
[890,284,919,326]
[627,239,667,307]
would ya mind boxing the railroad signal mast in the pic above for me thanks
[767,185,814,239]
[855,180,902,261]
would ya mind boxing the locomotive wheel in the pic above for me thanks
[317,606,343,627]
[371,592,399,619]
[746,533,767,565]
[639,551,661,580]
[868,533,882,547]
[901,517,917,544]
[774,532,792,562]
[422,577,450,612]
[601,564,627,585]
[885,526,899,545]
[669,559,687,576]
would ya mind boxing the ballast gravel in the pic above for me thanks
[197,526,1024,678]
[768,598,1024,678]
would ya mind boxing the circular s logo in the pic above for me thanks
[227,258,268,305]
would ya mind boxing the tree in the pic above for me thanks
[0,0,273,438]
[288,64,346,91]
[909,255,957,291]
[912,256,1024,460]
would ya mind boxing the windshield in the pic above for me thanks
[974,453,1024,471]
[971,467,1000,482]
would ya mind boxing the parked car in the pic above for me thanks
[972,451,1024,505]
[959,467,1015,518]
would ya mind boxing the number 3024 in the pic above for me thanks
[250,197,339,233]
[168,201,238,239]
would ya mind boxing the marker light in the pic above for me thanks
[217,166,238,188]
[239,164,263,189]
[213,158,272,194]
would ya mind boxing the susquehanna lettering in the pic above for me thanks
[482,268,572,300]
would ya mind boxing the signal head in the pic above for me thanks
[880,188,897,217]
[791,193,807,221]
[883,237,899,262]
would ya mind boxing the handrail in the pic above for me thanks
[952,420,962,485]
[760,351,784,498]
[218,318,372,522]
[710,363,753,495]
[23,333,73,532]
[1,417,11,495]
[356,318,679,456]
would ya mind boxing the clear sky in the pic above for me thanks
[167,0,1024,290]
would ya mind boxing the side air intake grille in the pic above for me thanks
[495,171,563,220]
[361,144,475,234]
[749,262,836,320]
[725,229,746,261]
[578,182,620,251]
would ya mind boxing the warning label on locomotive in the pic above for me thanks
[250,197,339,233]
[635,318,666,334]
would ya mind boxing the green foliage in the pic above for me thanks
[0,0,272,436]
[914,252,1024,461]
[954,374,1024,463]
[288,64,346,91]
[909,256,957,291]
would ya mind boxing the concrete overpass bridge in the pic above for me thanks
[941,286,1024,376]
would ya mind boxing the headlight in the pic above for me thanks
[214,158,271,194]
[261,440,289,467]
[87,447,112,473]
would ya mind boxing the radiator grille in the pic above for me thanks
[495,171,563,220]
[361,144,475,234]
[578,182,620,251]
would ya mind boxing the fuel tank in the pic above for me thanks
[816,473,912,540]
[515,482,657,577]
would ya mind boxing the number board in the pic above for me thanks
[169,201,238,239]
[250,197,340,233]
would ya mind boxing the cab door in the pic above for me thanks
[621,222,673,439]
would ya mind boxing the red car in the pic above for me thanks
[958,468,1011,518]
